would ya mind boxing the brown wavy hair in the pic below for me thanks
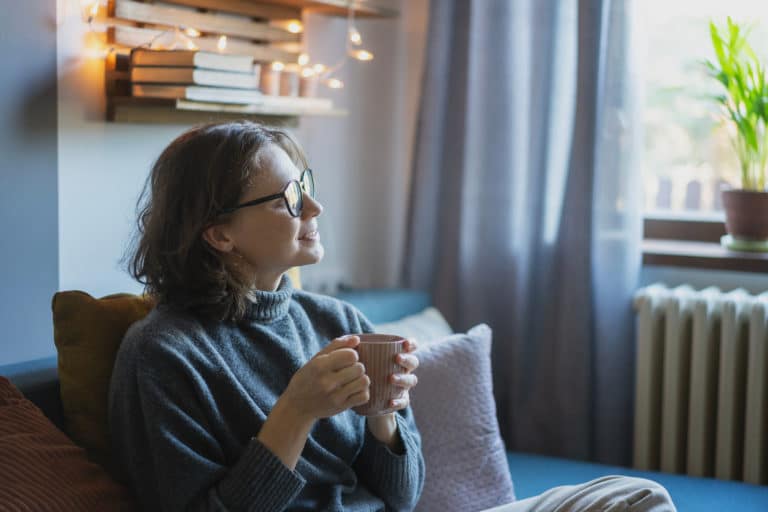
[127,121,307,323]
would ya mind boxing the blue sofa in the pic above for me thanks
[2,288,768,510]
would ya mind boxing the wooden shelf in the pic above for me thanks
[101,0,394,124]
[107,97,347,125]
[253,0,399,18]
[156,0,397,19]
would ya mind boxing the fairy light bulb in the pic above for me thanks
[184,27,201,37]
[217,35,227,51]
[301,67,315,78]
[287,20,303,34]
[186,39,198,50]
[313,63,326,74]
[351,49,374,61]
[80,0,100,23]
[348,27,362,45]
[271,61,285,72]
[298,53,310,66]
[326,78,344,89]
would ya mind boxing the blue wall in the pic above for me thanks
[0,1,58,365]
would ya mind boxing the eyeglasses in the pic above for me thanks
[219,168,315,218]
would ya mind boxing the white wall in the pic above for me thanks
[56,0,429,298]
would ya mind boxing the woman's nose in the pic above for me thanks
[302,193,323,218]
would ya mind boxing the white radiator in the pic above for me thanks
[633,284,768,484]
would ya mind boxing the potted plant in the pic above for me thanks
[705,18,768,248]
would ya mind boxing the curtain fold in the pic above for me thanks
[404,0,642,465]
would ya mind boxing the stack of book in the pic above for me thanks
[129,49,333,112]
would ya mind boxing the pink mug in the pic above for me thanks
[351,334,406,416]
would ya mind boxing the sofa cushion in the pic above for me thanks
[52,268,302,471]
[374,307,454,343]
[52,290,155,472]
[410,324,515,511]
[0,376,135,510]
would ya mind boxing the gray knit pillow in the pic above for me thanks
[410,324,515,511]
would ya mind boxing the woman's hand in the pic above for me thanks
[389,337,419,410]
[367,338,420,448]
[281,335,370,423]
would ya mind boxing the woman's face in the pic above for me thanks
[207,143,324,285]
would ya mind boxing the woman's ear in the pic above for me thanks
[202,224,235,253]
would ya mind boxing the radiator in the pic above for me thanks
[633,284,768,484]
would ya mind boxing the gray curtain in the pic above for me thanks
[404,0,642,466]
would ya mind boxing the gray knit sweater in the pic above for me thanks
[108,275,425,512]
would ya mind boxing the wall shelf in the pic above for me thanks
[101,0,392,123]
[107,97,347,125]
[255,0,399,18]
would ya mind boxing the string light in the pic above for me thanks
[350,49,373,61]
[326,78,344,89]
[315,3,374,90]
[80,0,100,24]
[75,0,373,97]
[287,20,303,34]
[78,1,117,59]
[348,27,362,45]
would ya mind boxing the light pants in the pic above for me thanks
[481,476,676,512]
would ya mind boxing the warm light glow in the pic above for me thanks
[217,35,227,51]
[80,0,100,22]
[184,27,201,37]
[313,63,326,74]
[298,53,310,66]
[83,30,109,59]
[271,61,285,71]
[186,39,198,50]
[351,49,374,61]
[287,20,303,34]
[326,78,344,89]
[348,27,362,45]
[301,67,315,78]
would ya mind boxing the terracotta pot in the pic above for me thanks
[721,189,768,240]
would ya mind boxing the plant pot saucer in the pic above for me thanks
[721,234,768,252]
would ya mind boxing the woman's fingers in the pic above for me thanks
[316,335,359,358]
[337,374,370,405]
[396,353,419,372]
[390,373,418,389]
[321,348,360,371]
[334,362,366,386]
[389,392,410,411]
[347,388,371,408]
[403,338,419,353]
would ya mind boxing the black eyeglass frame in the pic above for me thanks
[218,168,315,217]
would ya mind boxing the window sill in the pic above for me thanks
[642,239,768,273]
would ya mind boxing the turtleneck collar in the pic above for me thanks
[244,273,294,322]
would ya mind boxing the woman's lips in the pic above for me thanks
[299,230,319,241]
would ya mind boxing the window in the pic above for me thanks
[642,1,768,219]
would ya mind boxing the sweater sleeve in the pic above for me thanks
[353,406,426,511]
[114,360,306,512]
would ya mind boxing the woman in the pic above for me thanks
[108,121,425,512]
